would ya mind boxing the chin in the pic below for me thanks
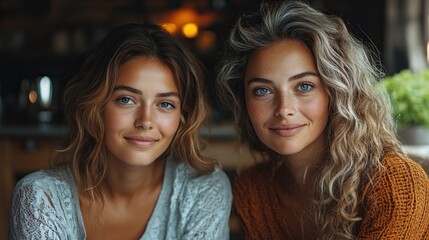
[270,145,304,156]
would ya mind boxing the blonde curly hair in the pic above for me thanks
[216,1,403,238]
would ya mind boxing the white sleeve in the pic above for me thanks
[9,178,68,240]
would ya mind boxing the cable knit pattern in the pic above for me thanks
[233,155,429,239]
[9,158,232,240]
[358,155,429,239]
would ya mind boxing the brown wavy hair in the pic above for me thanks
[56,23,216,201]
[216,1,403,238]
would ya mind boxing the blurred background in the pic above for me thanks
[1,0,424,126]
[1,0,429,239]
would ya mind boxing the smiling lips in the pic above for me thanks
[269,124,305,137]
[124,136,159,148]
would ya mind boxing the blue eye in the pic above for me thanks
[117,96,134,105]
[254,88,271,96]
[297,83,313,92]
[160,102,175,109]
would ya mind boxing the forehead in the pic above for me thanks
[116,56,179,91]
[246,39,316,76]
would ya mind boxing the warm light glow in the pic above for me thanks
[166,8,199,28]
[182,23,198,38]
[29,91,38,103]
[162,23,177,34]
[197,31,216,52]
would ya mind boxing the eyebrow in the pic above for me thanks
[246,71,319,85]
[113,85,180,98]
[114,85,142,94]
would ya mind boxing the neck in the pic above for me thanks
[275,162,314,195]
[273,157,321,193]
[276,135,326,189]
[104,158,166,203]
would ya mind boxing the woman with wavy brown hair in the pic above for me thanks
[10,23,232,239]
[216,1,429,239]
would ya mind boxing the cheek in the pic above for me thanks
[103,106,126,130]
[158,115,181,137]
[245,91,261,122]
[246,100,259,121]
[308,95,330,127]
[314,108,329,130]
[246,99,268,132]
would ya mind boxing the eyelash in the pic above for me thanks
[116,96,135,105]
[252,82,315,96]
[159,101,176,110]
[115,96,176,110]
[253,87,272,96]
[297,82,314,92]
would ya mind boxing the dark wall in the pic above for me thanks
[0,0,387,124]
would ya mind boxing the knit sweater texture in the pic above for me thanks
[233,155,429,239]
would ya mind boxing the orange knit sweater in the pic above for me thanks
[233,155,429,239]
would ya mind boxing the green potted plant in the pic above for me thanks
[379,69,429,145]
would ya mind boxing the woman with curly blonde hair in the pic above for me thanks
[216,1,429,239]
[10,23,231,239]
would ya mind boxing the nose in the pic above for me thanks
[134,105,153,130]
[274,93,296,118]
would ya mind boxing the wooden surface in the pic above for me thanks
[0,140,14,240]
[0,138,65,240]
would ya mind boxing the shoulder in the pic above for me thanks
[376,155,428,185]
[362,154,429,209]
[13,167,75,202]
[358,156,429,237]
[10,168,83,239]
[16,167,73,189]
[173,160,232,200]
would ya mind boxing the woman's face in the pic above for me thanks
[103,56,181,167]
[244,39,329,159]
